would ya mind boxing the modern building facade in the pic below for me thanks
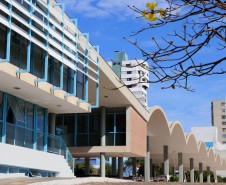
[212,97,226,144]
[108,51,149,107]
[0,0,225,182]
[0,0,100,177]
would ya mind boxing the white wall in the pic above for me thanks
[191,126,218,142]
[0,143,74,177]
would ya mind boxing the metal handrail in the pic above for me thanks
[47,134,75,174]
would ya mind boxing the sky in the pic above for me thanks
[58,0,226,132]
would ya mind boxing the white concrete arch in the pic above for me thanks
[169,121,187,148]
[146,105,226,175]
[215,154,221,169]
[185,132,199,153]
[221,159,226,170]
[208,148,216,164]
[197,141,208,164]
[148,106,170,137]
[204,147,217,171]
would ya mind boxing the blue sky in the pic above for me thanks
[59,0,226,132]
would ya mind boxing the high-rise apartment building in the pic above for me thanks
[109,51,149,107]
[211,97,226,144]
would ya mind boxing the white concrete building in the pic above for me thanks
[109,52,149,107]
[191,126,218,147]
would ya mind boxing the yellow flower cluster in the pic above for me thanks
[141,2,165,22]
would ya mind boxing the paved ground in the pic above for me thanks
[82,183,215,185]
[0,177,70,185]
[0,177,130,185]
[0,177,221,185]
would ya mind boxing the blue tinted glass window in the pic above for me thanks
[26,103,34,129]
[0,122,2,142]
[77,115,88,133]
[37,107,44,133]
[0,92,3,120]
[0,24,7,59]
[0,166,8,173]
[56,115,63,135]
[9,167,18,173]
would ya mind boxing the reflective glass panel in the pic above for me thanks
[19,168,29,176]
[115,133,126,146]
[116,114,126,132]
[37,107,44,133]
[89,115,100,133]
[56,115,63,135]
[0,166,8,173]
[64,115,74,134]
[0,122,2,142]
[6,123,14,145]
[77,115,88,133]
[77,134,88,146]
[37,133,44,151]
[106,133,114,146]
[25,129,33,149]
[63,134,74,147]
[0,92,3,120]
[26,103,34,129]
[15,126,25,147]
[106,114,114,132]
[9,167,18,173]
[89,134,100,146]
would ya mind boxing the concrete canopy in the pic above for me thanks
[147,105,226,172]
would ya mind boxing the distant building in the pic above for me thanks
[211,97,226,144]
[191,126,218,147]
[108,51,149,107]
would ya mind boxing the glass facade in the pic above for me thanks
[0,164,56,177]
[56,114,75,147]
[105,108,126,146]
[0,91,48,151]
[56,107,126,147]
[0,92,3,142]
[0,22,85,100]
[76,113,100,146]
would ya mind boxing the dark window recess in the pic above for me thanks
[142,85,148,90]
[106,114,114,132]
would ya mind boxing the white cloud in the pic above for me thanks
[58,0,168,19]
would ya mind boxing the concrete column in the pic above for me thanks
[164,145,169,180]
[85,158,90,176]
[150,159,153,178]
[118,157,123,179]
[207,166,210,183]
[112,157,117,177]
[132,157,137,177]
[100,153,105,177]
[199,162,203,183]
[100,107,106,146]
[49,113,56,134]
[144,136,150,182]
[178,152,183,182]
[161,163,164,174]
[214,171,218,183]
[190,158,194,183]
